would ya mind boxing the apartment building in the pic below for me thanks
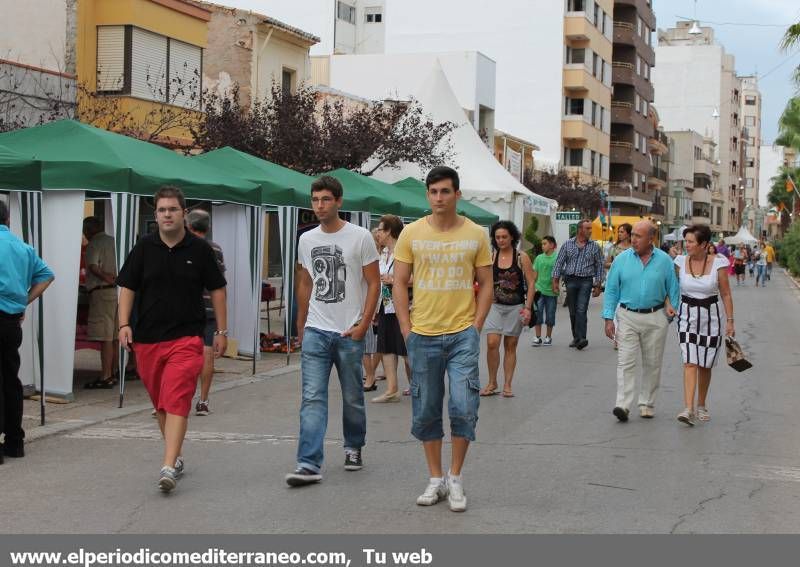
[608,0,655,215]
[739,75,762,233]
[78,0,212,147]
[561,0,613,184]
[653,22,744,233]
[647,106,668,219]
[666,130,722,232]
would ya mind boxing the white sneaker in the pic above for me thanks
[416,479,448,506]
[677,409,695,426]
[542,337,552,346]
[531,337,543,347]
[448,478,467,512]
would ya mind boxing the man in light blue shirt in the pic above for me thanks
[0,200,54,462]
[602,220,678,422]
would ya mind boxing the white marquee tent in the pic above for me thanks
[368,62,557,232]
[724,226,759,246]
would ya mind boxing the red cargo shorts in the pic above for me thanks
[133,336,204,417]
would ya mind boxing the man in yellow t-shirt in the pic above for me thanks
[393,166,493,513]
[764,241,776,280]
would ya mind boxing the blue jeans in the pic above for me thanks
[406,326,481,442]
[564,276,593,341]
[297,327,366,473]
[534,294,557,328]
[756,264,766,286]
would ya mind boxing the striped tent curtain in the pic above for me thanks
[110,193,140,406]
[278,206,298,363]
[17,191,45,423]
[249,205,265,374]
[352,211,372,231]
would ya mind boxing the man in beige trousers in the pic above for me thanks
[602,221,680,422]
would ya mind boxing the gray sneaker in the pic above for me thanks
[158,466,178,492]
[448,478,467,512]
[531,337,543,347]
[416,479,449,506]
[174,456,184,478]
[542,337,552,346]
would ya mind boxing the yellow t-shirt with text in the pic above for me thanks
[765,245,775,263]
[394,217,492,336]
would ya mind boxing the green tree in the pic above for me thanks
[780,222,800,276]
[524,215,542,262]
[775,97,800,150]
[780,22,800,86]
[767,165,800,210]
[523,169,602,217]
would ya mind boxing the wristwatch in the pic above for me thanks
[214,329,229,337]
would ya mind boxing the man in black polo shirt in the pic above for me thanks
[117,186,227,493]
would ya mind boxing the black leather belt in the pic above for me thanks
[620,302,664,314]
[89,285,117,293]
[681,295,718,307]
[0,310,23,320]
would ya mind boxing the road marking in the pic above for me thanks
[738,464,800,483]
[587,482,636,491]
[67,426,338,446]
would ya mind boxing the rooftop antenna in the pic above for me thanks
[688,0,702,35]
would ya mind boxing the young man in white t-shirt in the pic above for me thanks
[285,176,381,487]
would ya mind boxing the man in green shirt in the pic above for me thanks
[531,236,558,346]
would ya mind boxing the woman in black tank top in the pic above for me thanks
[482,221,535,398]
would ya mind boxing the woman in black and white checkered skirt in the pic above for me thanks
[672,225,735,427]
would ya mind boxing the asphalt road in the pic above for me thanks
[3,270,800,534]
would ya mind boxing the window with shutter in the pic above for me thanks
[131,27,167,101]
[168,38,202,109]
[97,26,126,93]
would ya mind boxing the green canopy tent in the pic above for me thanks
[392,177,499,226]
[193,150,377,362]
[194,151,426,362]
[0,121,264,409]
[0,144,41,190]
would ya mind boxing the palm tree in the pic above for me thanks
[776,97,800,151]
[781,22,800,50]
[781,22,800,85]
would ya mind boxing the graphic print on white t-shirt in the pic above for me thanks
[311,244,346,303]
[298,223,380,334]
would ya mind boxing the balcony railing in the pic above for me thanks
[651,167,667,181]
[610,141,633,150]
[614,21,635,30]
[612,61,634,70]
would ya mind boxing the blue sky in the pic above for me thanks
[654,0,799,144]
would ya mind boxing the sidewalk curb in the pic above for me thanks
[784,268,800,291]
[26,363,301,444]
